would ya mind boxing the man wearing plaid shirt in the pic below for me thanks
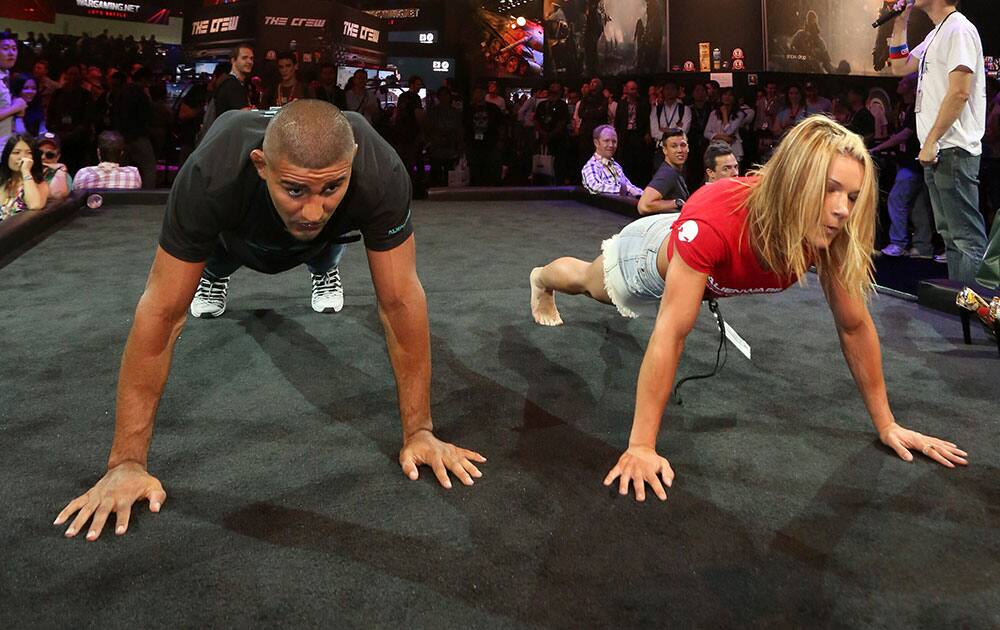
[581,124,642,197]
[73,131,142,190]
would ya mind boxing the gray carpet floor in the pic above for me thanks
[1,200,997,628]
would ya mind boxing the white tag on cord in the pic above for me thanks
[724,322,751,361]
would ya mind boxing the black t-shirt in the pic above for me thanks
[213,75,250,116]
[647,162,689,202]
[465,102,504,147]
[535,98,569,137]
[159,110,413,274]
[114,83,152,141]
[176,83,209,145]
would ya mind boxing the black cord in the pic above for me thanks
[673,299,728,406]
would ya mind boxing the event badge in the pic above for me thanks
[914,83,923,114]
[725,322,751,361]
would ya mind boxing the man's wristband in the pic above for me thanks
[888,43,909,60]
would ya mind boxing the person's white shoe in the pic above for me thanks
[190,276,229,318]
[880,244,908,257]
[311,268,344,313]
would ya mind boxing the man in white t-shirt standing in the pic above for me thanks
[886,0,987,286]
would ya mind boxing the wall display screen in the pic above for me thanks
[543,0,665,78]
[386,56,456,92]
[986,56,999,81]
[668,0,762,73]
[335,66,397,92]
[387,30,439,45]
[764,0,933,76]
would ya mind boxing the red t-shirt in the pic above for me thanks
[667,177,797,298]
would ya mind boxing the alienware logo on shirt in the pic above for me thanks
[387,209,411,236]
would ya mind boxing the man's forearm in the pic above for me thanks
[837,319,895,434]
[107,299,187,469]
[639,198,678,215]
[871,128,912,153]
[887,17,917,76]
[377,286,433,439]
[924,89,969,148]
[0,103,24,121]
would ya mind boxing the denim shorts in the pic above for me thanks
[601,213,679,318]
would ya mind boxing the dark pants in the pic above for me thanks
[887,165,933,255]
[923,148,987,286]
[468,146,501,186]
[203,240,346,281]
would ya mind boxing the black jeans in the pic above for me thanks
[203,240,346,280]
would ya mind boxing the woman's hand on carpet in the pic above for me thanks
[399,429,486,489]
[879,423,968,468]
[53,462,166,541]
[603,446,674,502]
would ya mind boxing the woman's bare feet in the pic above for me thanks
[530,267,563,326]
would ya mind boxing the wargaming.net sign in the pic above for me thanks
[54,0,169,23]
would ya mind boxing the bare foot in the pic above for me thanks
[530,267,564,326]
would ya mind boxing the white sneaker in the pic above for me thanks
[311,268,344,313]
[880,244,908,257]
[190,275,229,318]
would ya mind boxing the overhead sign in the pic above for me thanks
[190,14,240,36]
[184,0,386,61]
[183,1,256,46]
[365,8,419,19]
[342,20,380,45]
[54,0,169,23]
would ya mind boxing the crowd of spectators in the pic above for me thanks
[1,29,162,221]
[2,29,999,265]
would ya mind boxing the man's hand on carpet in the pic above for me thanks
[603,446,674,502]
[879,423,968,467]
[54,462,166,541]
[399,429,486,489]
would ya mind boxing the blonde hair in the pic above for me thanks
[743,115,877,300]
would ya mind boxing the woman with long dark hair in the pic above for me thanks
[0,133,49,220]
[703,87,753,166]
[10,73,45,136]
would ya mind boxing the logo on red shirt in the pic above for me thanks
[678,220,699,243]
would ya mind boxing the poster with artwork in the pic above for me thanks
[765,0,933,76]
[469,7,544,79]
[543,0,666,78]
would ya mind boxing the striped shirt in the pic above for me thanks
[73,162,142,190]
[581,153,642,196]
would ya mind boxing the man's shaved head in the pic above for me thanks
[262,99,356,168]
